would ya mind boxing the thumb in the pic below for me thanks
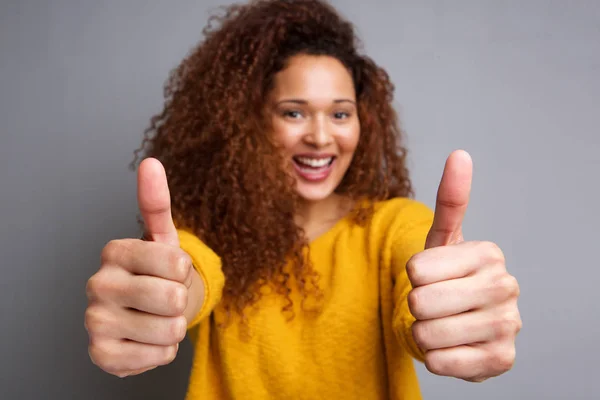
[137,157,179,247]
[425,149,473,249]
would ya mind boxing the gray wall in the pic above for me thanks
[1,1,598,399]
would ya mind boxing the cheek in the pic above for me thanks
[272,121,303,152]
[339,124,360,155]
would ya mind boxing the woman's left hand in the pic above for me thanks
[407,150,522,382]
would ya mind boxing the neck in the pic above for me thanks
[295,194,353,241]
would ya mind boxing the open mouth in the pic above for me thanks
[292,155,336,182]
[293,156,335,169]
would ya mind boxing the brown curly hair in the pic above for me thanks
[132,0,414,321]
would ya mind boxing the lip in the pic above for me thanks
[293,153,336,159]
[292,154,336,183]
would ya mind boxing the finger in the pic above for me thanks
[87,305,187,346]
[406,241,492,287]
[118,345,178,377]
[424,341,515,381]
[409,275,488,320]
[101,239,192,286]
[138,157,179,247]
[89,338,178,374]
[412,309,514,351]
[90,268,189,316]
[409,272,519,320]
[124,275,189,317]
[122,310,187,346]
[425,150,472,249]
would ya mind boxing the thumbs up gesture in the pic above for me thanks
[85,158,193,378]
[407,150,521,382]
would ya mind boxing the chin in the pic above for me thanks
[295,182,338,203]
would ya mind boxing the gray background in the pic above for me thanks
[1,0,598,399]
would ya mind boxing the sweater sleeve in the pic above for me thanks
[390,201,434,362]
[177,229,225,330]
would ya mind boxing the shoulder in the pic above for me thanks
[369,197,434,233]
[357,197,433,252]
[346,197,434,249]
[365,199,434,276]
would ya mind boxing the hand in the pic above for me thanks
[407,150,521,382]
[85,158,193,378]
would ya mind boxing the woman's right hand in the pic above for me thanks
[85,158,193,378]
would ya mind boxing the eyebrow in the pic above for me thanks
[276,99,356,105]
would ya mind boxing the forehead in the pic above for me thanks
[270,54,356,101]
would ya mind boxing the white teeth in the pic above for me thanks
[295,157,333,167]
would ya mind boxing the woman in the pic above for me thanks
[84,1,521,399]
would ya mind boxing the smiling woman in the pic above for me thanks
[84,0,521,399]
[129,0,414,323]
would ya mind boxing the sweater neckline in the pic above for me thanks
[308,212,351,247]
[308,198,372,247]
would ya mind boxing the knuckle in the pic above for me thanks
[482,241,505,264]
[170,251,192,282]
[166,284,188,315]
[504,310,522,335]
[504,274,520,298]
[86,270,122,302]
[162,344,179,365]
[407,288,426,320]
[88,340,117,373]
[489,273,519,302]
[406,253,425,286]
[101,240,125,264]
[490,346,516,372]
[411,322,430,350]
[503,274,520,299]
[86,275,107,300]
[84,306,108,335]
[424,351,448,376]
[168,316,188,344]
[491,316,519,339]
[514,313,523,334]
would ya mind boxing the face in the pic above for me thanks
[268,54,360,203]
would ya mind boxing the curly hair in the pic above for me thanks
[132,0,414,322]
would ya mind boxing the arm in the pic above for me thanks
[184,268,206,323]
[389,202,434,362]
[178,229,225,329]
[391,151,521,382]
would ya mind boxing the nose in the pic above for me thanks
[304,115,333,148]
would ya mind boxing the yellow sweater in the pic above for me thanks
[177,198,434,400]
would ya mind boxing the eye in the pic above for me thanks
[333,111,351,119]
[283,110,303,119]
